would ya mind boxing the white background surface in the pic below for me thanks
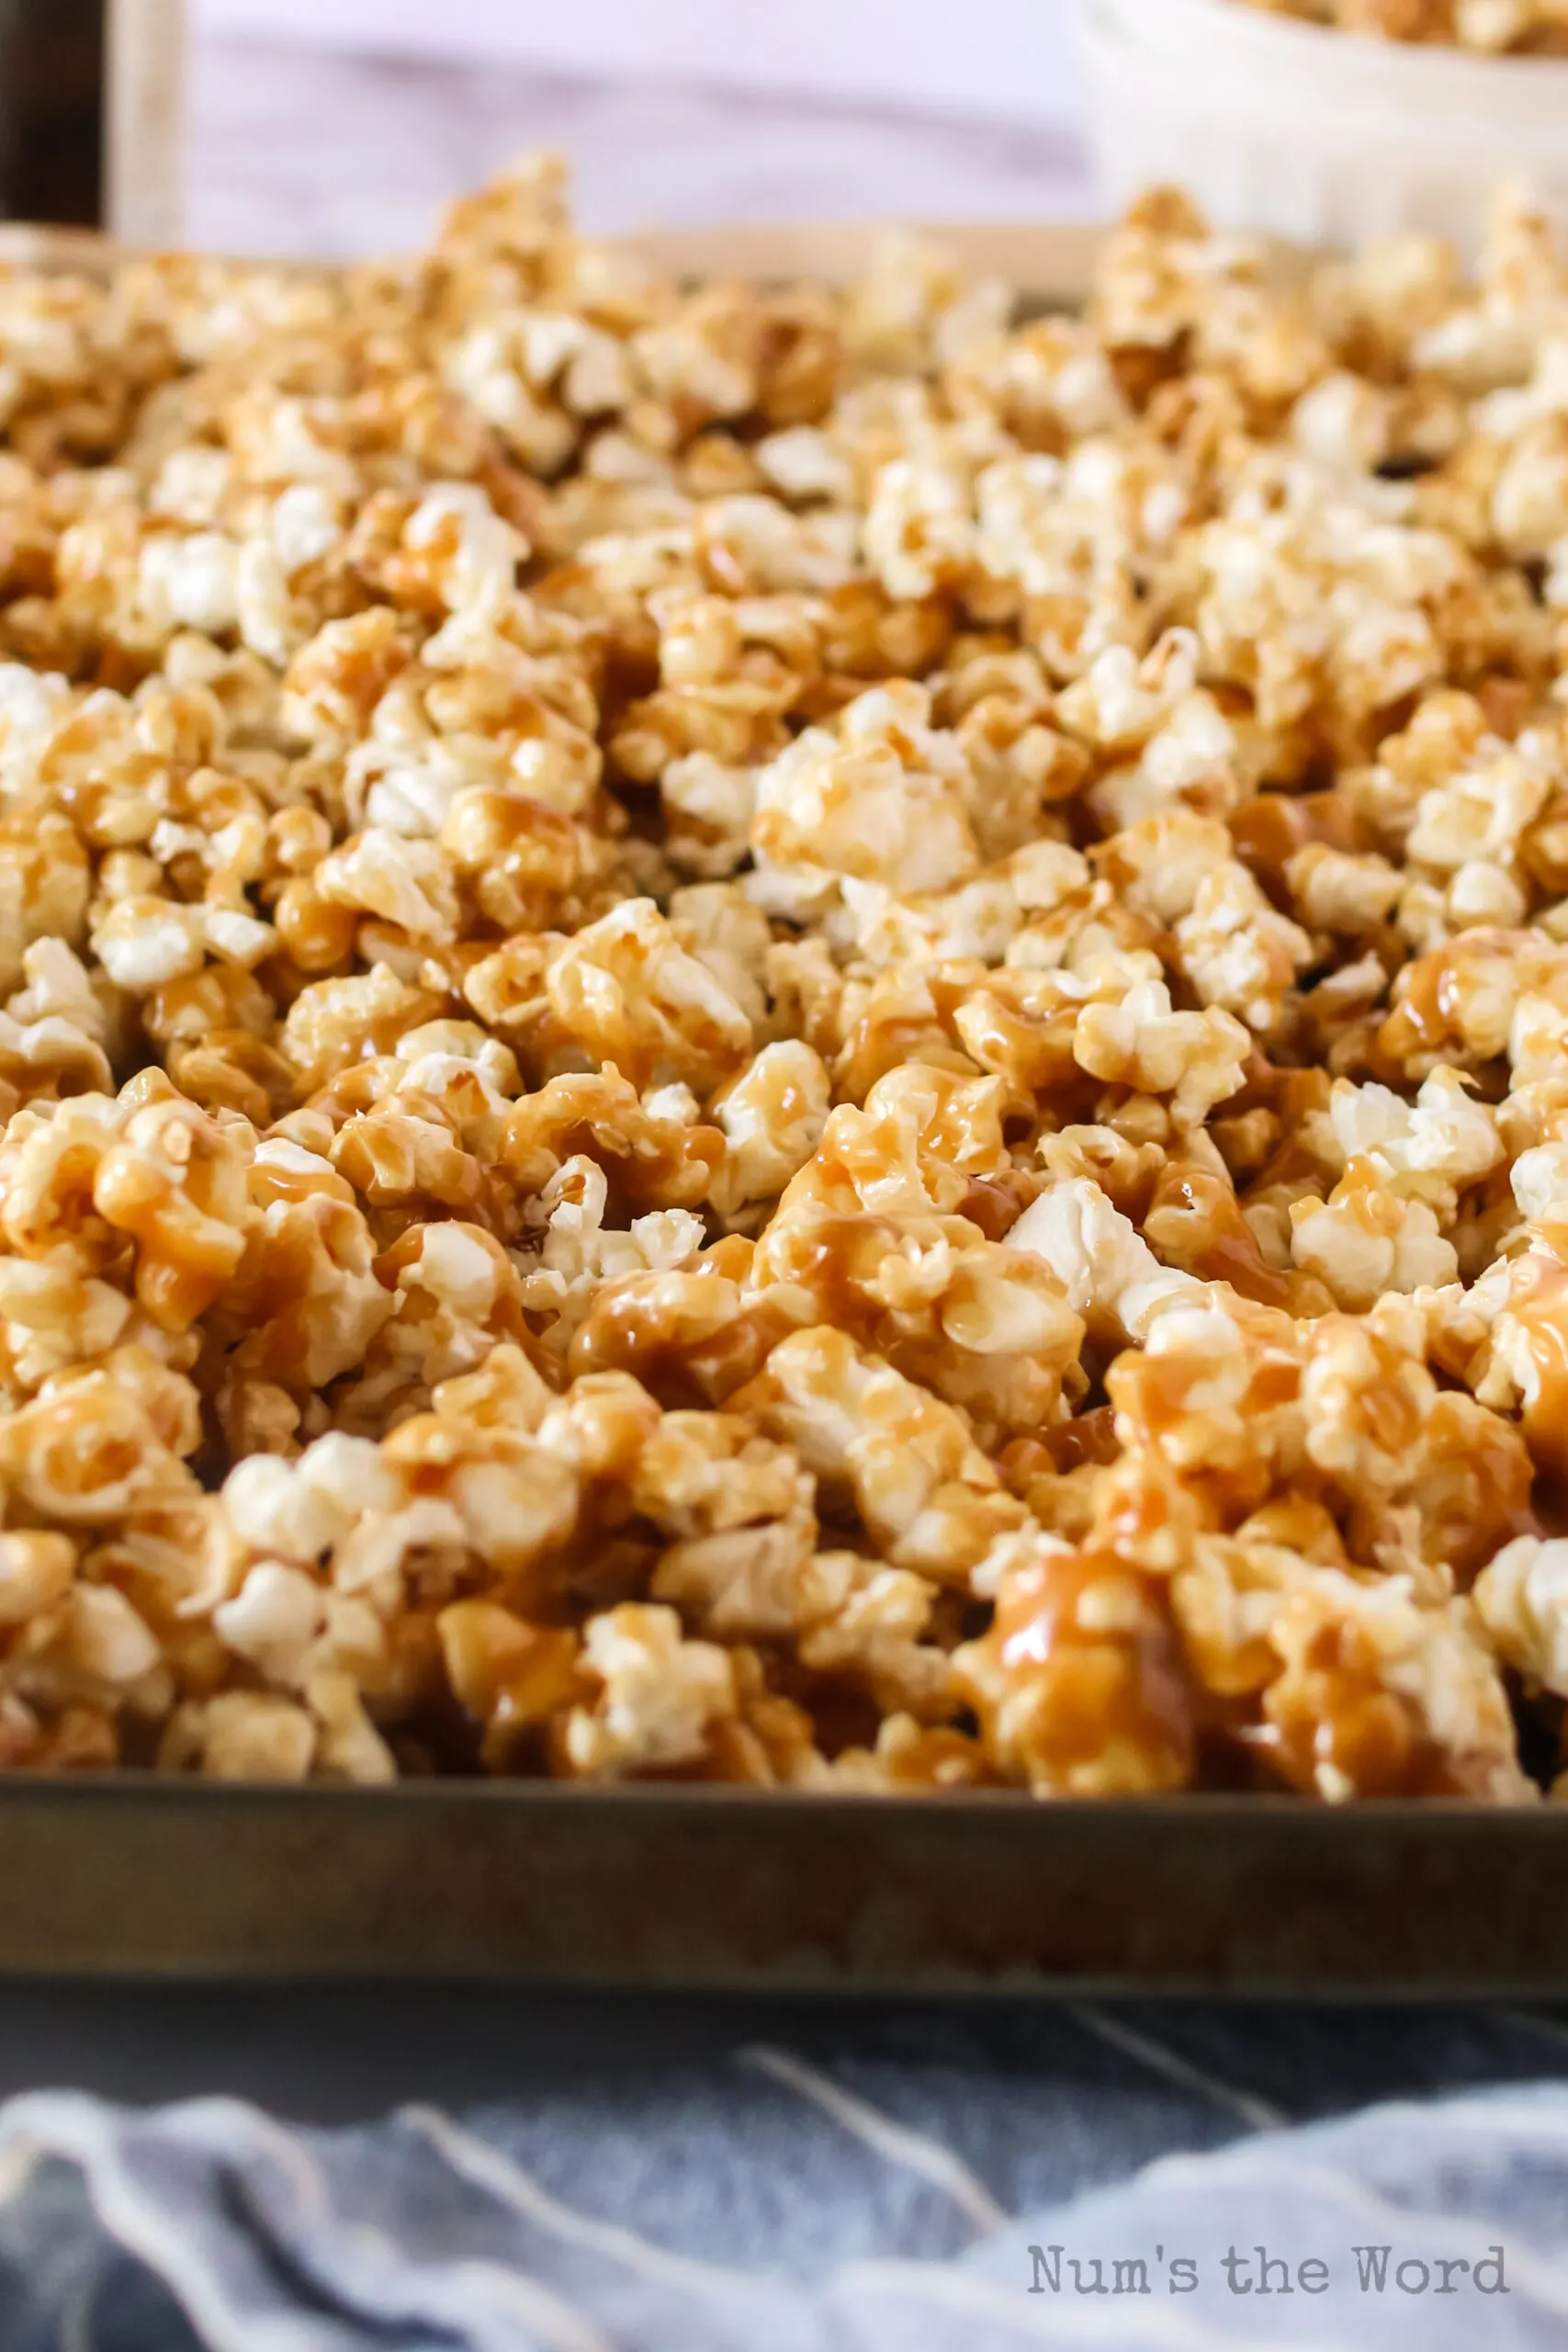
[193,0,1087,124]
[186,0,1097,257]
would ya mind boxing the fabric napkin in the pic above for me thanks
[4,2001,1568,2350]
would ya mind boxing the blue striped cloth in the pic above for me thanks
[5,2002,1568,2348]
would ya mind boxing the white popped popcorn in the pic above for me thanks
[1475,1534,1568,1694]
[563,1603,736,1778]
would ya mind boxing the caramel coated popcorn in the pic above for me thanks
[6,158,1568,1804]
[1234,0,1568,51]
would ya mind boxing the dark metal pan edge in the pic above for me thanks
[1,1777,1563,1996]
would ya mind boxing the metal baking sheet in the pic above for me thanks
[0,213,1541,2004]
[1,1780,1564,1996]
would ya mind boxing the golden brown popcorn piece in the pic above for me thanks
[283,965,448,1095]
[612,590,804,786]
[1458,1241,1568,1481]
[215,1188,393,1392]
[831,963,988,1105]
[440,787,602,935]
[641,1425,830,1658]
[753,1206,1085,1446]
[471,901,754,1098]
[750,681,981,922]
[784,1063,1016,1221]
[91,1092,256,1329]
[166,1029,298,1129]
[345,484,527,622]
[568,1260,803,1408]
[733,1326,1029,1585]
[331,1103,498,1242]
[1233,0,1568,47]
[1142,1159,1328,1316]
[632,1409,811,1542]
[502,1068,724,1212]
[379,1402,580,1592]
[4,1567,171,1753]
[0,810,93,999]
[829,1713,991,1791]
[1173,1535,1531,1803]
[707,1040,831,1227]
[953,1532,1197,1797]
[281,608,418,752]
[0,1363,198,1533]
[1010,1175,1200,1351]
[314,829,462,951]
[1075,978,1252,1127]
[437,1599,586,1770]
[1371,1385,1536,1587]
[1103,1288,1306,1521]
[1474,1533,1568,1699]
[557,1602,738,1780]
[545,899,756,1094]
[788,1551,956,1723]
[0,1085,255,1332]
[333,1221,535,1431]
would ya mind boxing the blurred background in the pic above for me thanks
[188,0,1094,254]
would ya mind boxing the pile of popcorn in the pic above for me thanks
[11,160,1568,1804]
[1236,0,1568,52]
